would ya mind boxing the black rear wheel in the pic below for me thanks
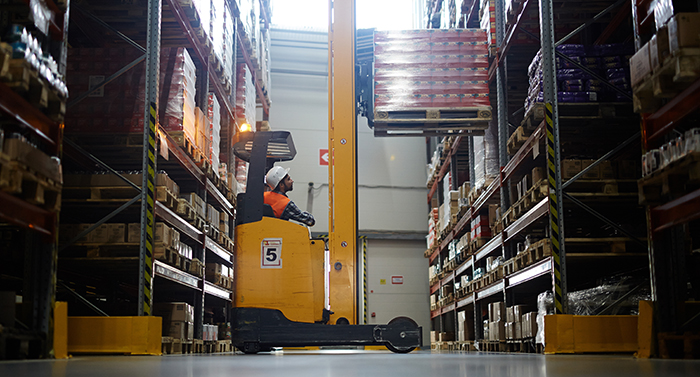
[385,317,419,354]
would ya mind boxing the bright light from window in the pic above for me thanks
[271,0,416,31]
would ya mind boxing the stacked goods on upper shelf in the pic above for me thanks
[65,48,145,133]
[2,25,68,104]
[222,1,235,85]
[235,63,256,127]
[373,29,490,111]
[524,43,635,117]
[472,125,498,191]
[238,0,260,53]
[630,9,700,113]
[479,0,495,54]
[160,47,198,150]
[0,134,62,211]
[257,27,272,101]
[207,93,221,177]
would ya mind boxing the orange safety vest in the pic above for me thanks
[263,191,290,218]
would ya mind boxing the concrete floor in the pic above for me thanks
[1,350,699,377]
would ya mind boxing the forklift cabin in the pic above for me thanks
[232,131,421,353]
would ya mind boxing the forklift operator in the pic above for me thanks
[264,166,316,227]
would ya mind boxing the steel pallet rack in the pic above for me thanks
[631,0,700,356]
[55,0,269,344]
[0,0,70,359]
[427,0,649,348]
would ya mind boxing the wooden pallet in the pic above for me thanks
[189,214,207,231]
[189,339,202,353]
[156,186,178,211]
[443,259,457,273]
[503,258,516,276]
[215,339,232,353]
[456,340,477,351]
[563,179,637,195]
[638,152,700,205]
[633,48,700,113]
[469,237,489,254]
[507,126,530,155]
[176,198,197,221]
[658,332,700,359]
[0,158,62,212]
[484,266,504,286]
[374,107,492,122]
[188,258,205,278]
[208,273,231,290]
[154,245,183,270]
[481,340,507,352]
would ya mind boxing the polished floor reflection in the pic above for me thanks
[1,349,699,377]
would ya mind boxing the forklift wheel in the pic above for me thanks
[385,317,419,354]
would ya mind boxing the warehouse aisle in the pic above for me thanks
[1,350,699,376]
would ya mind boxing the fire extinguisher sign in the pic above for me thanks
[261,238,283,268]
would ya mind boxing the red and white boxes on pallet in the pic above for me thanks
[373,29,491,111]
[160,48,197,147]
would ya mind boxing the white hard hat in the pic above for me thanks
[266,166,290,190]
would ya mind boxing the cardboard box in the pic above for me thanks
[438,332,455,342]
[562,159,582,180]
[515,321,522,339]
[580,160,601,179]
[522,312,538,338]
[668,13,700,55]
[166,321,194,340]
[506,305,526,323]
[630,41,651,86]
[489,302,505,322]
[153,302,194,323]
[532,167,545,183]
[154,223,171,246]
[599,161,615,179]
[127,223,140,243]
[505,322,515,340]
[489,321,506,341]
[650,27,670,72]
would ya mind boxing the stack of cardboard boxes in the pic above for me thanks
[155,302,194,341]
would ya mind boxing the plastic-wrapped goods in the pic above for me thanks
[222,2,236,84]
[524,43,634,116]
[65,47,196,137]
[536,276,651,344]
[159,48,197,146]
[207,93,221,176]
[235,64,256,127]
[480,0,495,50]
[192,0,211,45]
[373,29,490,111]
[210,0,225,66]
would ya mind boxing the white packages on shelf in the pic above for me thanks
[160,48,197,145]
[235,64,257,126]
[207,93,221,176]
[210,0,225,66]
[472,122,500,190]
[222,1,235,82]
[192,0,211,44]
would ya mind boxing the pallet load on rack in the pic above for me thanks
[631,10,700,113]
[155,302,195,354]
[205,262,233,290]
[372,29,492,134]
[207,93,222,177]
[471,126,498,199]
[1,24,68,121]
[235,63,257,128]
[479,0,496,56]
[524,43,635,120]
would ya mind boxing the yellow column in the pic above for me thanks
[328,0,357,324]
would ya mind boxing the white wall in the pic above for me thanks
[365,239,430,346]
[268,28,429,345]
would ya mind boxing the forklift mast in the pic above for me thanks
[327,0,359,325]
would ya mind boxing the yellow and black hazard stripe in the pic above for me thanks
[361,236,368,324]
[545,103,564,314]
[142,101,157,316]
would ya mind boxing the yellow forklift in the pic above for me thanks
[231,131,421,354]
[230,0,420,354]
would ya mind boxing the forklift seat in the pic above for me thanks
[263,203,276,218]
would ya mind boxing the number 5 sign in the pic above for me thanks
[261,238,283,268]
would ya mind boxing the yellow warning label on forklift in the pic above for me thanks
[380,279,386,285]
